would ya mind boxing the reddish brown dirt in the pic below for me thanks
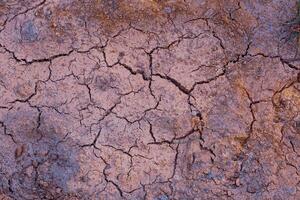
[0,0,299,199]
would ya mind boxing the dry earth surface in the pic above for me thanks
[0,0,300,199]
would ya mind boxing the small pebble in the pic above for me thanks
[15,145,25,159]
[20,20,39,42]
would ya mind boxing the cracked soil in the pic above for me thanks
[0,0,300,199]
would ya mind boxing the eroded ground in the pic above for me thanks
[0,0,299,199]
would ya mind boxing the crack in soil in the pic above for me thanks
[0,0,300,199]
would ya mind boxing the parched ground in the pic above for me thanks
[0,0,299,199]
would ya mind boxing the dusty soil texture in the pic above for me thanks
[0,0,300,199]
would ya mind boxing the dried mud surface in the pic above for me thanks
[0,0,299,199]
